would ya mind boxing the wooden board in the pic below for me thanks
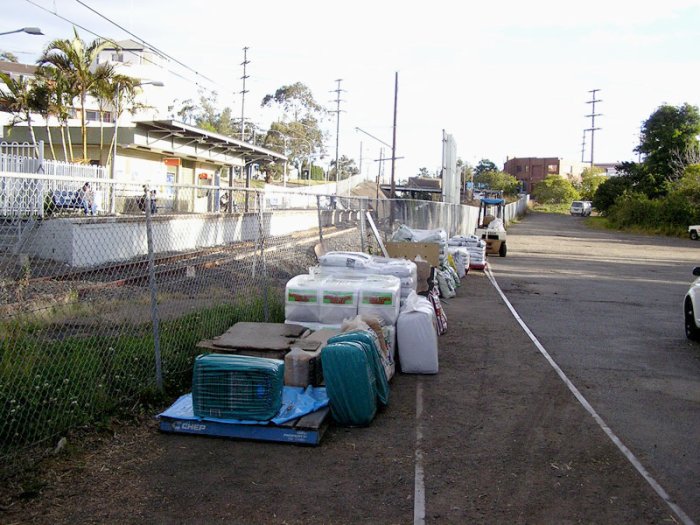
[385,241,440,267]
[211,322,307,351]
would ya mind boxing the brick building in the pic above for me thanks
[503,157,588,192]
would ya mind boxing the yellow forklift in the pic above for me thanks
[474,197,507,257]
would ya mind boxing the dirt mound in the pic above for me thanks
[349,181,387,199]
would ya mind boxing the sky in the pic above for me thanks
[3,0,700,181]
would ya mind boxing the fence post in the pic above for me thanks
[316,194,324,244]
[360,197,367,252]
[257,192,269,322]
[145,187,163,391]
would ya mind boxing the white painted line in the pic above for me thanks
[485,267,695,525]
[414,380,426,525]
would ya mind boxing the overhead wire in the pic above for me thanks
[22,0,214,89]
[73,0,218,86]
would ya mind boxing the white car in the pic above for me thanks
[570,200,592,216]
[688,225,700,240]
[685,267,700,340]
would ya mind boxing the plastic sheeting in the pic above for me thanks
[159,386,329,426]
[397,292,439,374]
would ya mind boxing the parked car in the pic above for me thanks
[684,266,700,340]
[570,200,592,216]
[688,225,700,240]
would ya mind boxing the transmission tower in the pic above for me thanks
[585,89,602,166]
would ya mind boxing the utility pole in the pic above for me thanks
[580,130,587,163]
[330,79,344,181]
[240,47,250,141]
[585,88,602,167]
[390,71,398,199]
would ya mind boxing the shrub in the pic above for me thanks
[532,175,579,204]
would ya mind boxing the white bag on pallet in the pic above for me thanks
[397,292,439,374]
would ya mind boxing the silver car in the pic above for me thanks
[570,200,592,216]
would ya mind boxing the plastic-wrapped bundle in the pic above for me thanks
[319,277,359,325]
[448,247,468,278]
[397,292,439,373]
[327,330,390,403]
[358,275,401,325]
[192,354,284,421]
[391,226,449,264]
[318,251,373,270]
[285,274,321,323]
[436,269,456,298]
[321,340,381,426]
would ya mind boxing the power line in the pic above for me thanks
[73,0,217,85]
[23,0,208,88]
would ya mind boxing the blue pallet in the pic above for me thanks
[159,406,329,445]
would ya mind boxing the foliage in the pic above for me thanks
[473,170,519,196]
[592,175,632,213]
[0,51,19,62]
[605,192,699,235]
[38,28,116,161]
[531,175,579,204]
[636,103,700,183]
[0,72,45,152]
[529,201,571,214]
[577,167,607,200]
[417,167,430,177]
[261,82,326,122]
[329,155,359,181]
[474,158,497,176]
[0,297,284,452]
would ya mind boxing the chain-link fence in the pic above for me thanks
[0,169,527,467]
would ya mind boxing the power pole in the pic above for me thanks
[330,79,345,181]
[240,47,250,141]
[580,130,587,163]
[585,88,602,167]
[390,71,398,200]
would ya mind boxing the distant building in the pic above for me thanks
[503,157,588,192]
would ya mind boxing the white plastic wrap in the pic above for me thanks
[357,275,401,325]
[319,278,359,325]
[397,292,439,374]
[318,251,373,270]
[487,218,505,232]
[285,274,321,323]
[448,247,468,278]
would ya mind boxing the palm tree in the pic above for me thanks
[35,65,76,161]
[0,72,45,155]
[38,27,115,162]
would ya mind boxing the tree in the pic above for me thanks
[39,28,115,161]
[329,155,359,181]
[474,159,497,177]
[0,51,18,63]
[578,167,607,200]
[261,82,325,122]
[473,170,519,195]
[0,72,45,155]
[532,175,579,204]
[592,176,632,213]
[417,167,430,177]
[636,103,700,184]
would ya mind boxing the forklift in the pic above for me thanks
[474,197,507,257]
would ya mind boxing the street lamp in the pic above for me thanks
[110,79,164,213]
[0,27,43,37]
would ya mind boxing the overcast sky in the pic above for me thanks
[3,0,700,179]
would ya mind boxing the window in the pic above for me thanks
[516,165,522,173]
[547,164,558,174]
[524,165,529,173]
[111,52,125,62]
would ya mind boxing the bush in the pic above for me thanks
[532,175,579,204]
[592,176,632,214]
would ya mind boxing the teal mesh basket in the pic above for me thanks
[192,354,284,421]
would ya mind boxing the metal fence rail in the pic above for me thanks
[0,171,528,464]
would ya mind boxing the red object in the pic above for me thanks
[163,157,181,166]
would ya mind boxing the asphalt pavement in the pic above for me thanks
[489,211,700,522]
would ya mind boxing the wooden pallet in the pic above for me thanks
[159,406,330,446]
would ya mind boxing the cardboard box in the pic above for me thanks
[385,241,440,267]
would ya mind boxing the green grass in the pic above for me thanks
[0,296,284,452]
[529,202,571,214]
[584,215,687,237]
